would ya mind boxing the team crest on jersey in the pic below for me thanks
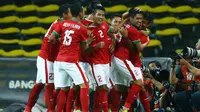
[102,25,106,29]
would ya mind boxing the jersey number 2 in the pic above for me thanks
[63,30,74,45]
[98,30,104,38]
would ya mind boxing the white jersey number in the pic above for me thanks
[98,30,104,38]
[63,30,74,46]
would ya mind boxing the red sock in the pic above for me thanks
[53,89,59,107]
[66,88,75,112]
[80,88,89,112]
[93,91,100,112]
[139,89,150,112]
[45,84,55,111]
[98,89,108,112]
[124,84,142,109]
[57,89,68,112]
[108,88,114,109]
[121,90,128,105]
[110,89,121,112]
[26,83,44,108]
[74,95,81,110]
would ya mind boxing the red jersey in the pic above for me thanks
[81,19,93,27]
[114,24,140,61]
[38,19,61,62]
[131,31,149,68]
[88,22,111,64]
[54,20,87,63]
[114,33,130,60]
[79,19,93,63]
[124,24,144,68]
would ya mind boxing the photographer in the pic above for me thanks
[170,46,200,112]
[144,61,175,111]
[175,56,200,112]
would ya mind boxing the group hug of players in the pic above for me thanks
[24,1,153,112]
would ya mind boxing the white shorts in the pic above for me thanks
[54,61,88,88]
[91,63,112,88]
[79,62,95,87]
[111,56,143,86]
[36,56,54,84]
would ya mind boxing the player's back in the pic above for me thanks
[88,22,110,64]
[56,20,87,63]
[39,19,61,62]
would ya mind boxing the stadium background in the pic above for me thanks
[0,0,199,110]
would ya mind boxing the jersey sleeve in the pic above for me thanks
[52,22,62,37]
[127,27,141,45]
[80,26,88,42]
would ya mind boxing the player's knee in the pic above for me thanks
[96,85,107,90]
[114,84,125,92]
[73,85,80,92]
[61,87,70,91]
[79,83,88,88]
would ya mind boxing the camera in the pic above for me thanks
[182,47,200,58]
[170,47,200,60]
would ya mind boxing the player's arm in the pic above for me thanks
[129,29,147,52]
[47,23,61,42]
[108,19,128,34]
[48,31,60,42]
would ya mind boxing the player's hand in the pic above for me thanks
[87,31,96,44]
[140,30,149,36]
[109,44,115,53]
[119,27,128,38]
[96,41,105,48]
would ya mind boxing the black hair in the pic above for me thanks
[70,2,83,17]
[93,6,105,14]
[148,60,162,69]
[128,7,143,17]
[58,4,70,17]
[143,12,154,24]
[86,0,101,14]
[110,13,122,20]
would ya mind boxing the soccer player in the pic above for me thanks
[48,5,90,112]
[111,8,147,112]
[121,9,152,112]
[81,0,102,25]
[24,4,71,112]
[108,13,126,112]
[87,5,126,112]
[87,6,111,112]
[64,3,93,112]
[128,11,153,112]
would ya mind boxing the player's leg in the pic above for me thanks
[122,63,143,112]
[66,86,76,112]
[67,62,89,112]
[139,88,151,112]
[44,60,55,112]
[112,57,143,111]
[54,62,72,112]
[92,64,109,112]
[25,56,45,112]
[110,57,131,111]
